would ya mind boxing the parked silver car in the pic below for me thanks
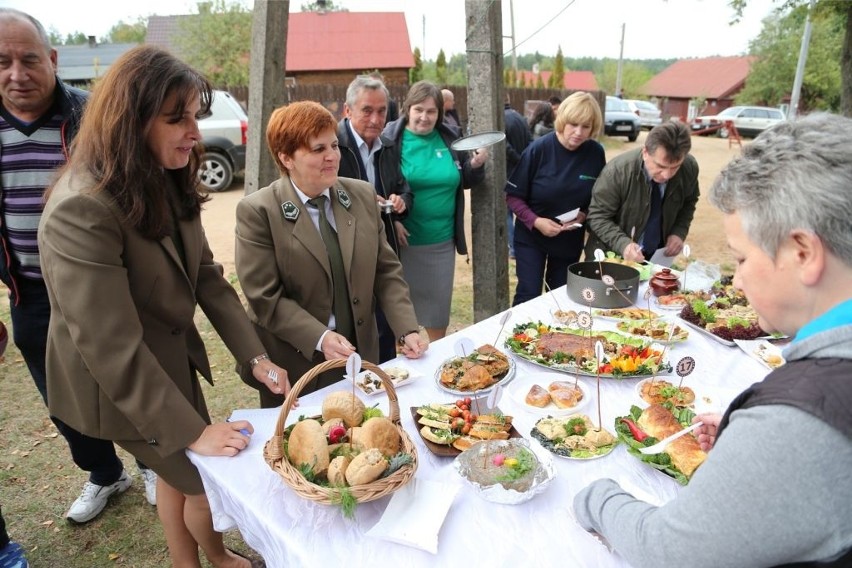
[604,96,640,142]
[691,105,785,138]
[198,90,247,192]
[625,99,662,130]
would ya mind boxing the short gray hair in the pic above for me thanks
[0,8,52,51]
[346,75,389,109]
[709,113,852,264]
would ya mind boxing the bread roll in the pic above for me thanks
[525,384,551,407]
[345,448,388,485]
[327,455,351,486]
[360,417,401,457]
[322,392,366,428]
[451,435,479,452]
[550,386,583,409]
[348,426,364,450]
[288,419,330,476]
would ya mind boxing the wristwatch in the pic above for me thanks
[398,330,420,346]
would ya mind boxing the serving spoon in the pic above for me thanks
[639,421,704,455]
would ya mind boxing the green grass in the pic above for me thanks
[0,261,494,566]
[0,283,265,567]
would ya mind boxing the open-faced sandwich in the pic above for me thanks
[414,399,514,453]
[594,307,662,321]
[638,378,696,407]
[438,344,512,392]
[615,404,707,484]
[616,320,689,343]
[530,414,617,459]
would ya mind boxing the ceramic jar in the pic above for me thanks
[649,268,680,297]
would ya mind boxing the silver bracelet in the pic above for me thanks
[249,353,270,368]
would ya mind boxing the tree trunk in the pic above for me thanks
[842,3,852,116]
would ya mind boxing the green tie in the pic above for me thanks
[307,196,355,344]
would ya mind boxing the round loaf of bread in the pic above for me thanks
[327,455,352,486]
[348,426,364,450]
[345,448,388,486]
[322,392,366,428]
[360,417,400,457]
[288,419,329,476]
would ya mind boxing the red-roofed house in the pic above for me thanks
[516,70,599,91]
[640,56,756,121]
[146,11,413,87]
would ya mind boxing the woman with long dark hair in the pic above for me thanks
[38,45,280,567]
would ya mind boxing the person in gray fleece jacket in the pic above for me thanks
[573,113,852,568]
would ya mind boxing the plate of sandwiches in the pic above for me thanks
[411,403,521,457]
[529,414,618,460]
[615,320,689,344]
[592,307,663,321]
[434,344,516,395]
[507,373,591,416]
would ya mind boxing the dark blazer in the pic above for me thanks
[336,118,411,254]
[0,79,88,305]
[38,170,265,458]
[234,175,419,392]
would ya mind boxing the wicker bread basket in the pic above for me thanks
[263,358,418,505]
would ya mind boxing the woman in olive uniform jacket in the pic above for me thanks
[235,101,428,408]
[38,46,282,567]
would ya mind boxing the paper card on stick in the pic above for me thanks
[676,356,696,377]
[345,352,362,381]
[486,384,503,410]
[593,248,606,262]
[453,337,475,358]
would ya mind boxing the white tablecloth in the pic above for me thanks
[188,285,770,567]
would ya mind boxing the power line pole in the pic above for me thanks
[615,23,625,96]
[509,0,518,85]
[788,0,816,120]
[466,0,510,320]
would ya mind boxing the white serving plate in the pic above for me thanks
[506,373,591,416]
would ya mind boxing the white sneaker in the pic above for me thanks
[65,470,132,523]
[141,468,157,506]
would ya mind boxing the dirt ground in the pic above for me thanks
[200,131,740,277]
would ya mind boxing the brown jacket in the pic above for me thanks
[38,170,265,458]
[235,175,418,390]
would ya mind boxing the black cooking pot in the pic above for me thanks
[566,261,640,308]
